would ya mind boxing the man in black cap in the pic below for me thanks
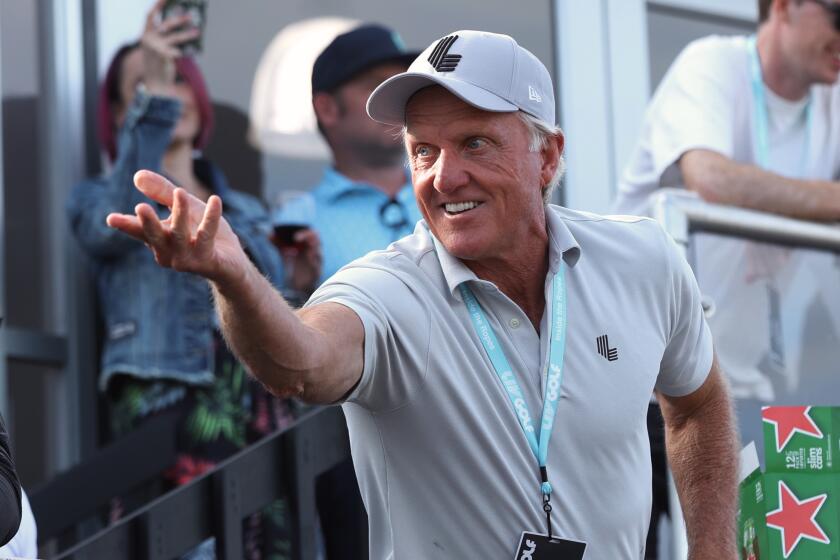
[306,24,422,286]
[307,24,420,559]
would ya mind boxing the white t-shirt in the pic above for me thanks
[0,489,37,559]
[614,34,840,401]
[308,206,712,559]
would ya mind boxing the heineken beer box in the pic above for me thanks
[739,468,840,559]
[763,406,840,473]
[738,448,768,560]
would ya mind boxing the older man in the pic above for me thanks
[108,30,738,559]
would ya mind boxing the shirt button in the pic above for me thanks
[509,318,521,329]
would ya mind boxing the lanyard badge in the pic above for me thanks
[746,35,813,173]
[459,264,567,539]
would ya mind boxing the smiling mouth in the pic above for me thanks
[444,201,483,215]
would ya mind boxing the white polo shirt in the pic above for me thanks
[307,204,713,559]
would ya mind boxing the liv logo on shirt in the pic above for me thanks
[596,334,618,361]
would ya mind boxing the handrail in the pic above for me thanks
[50,405,353,560]
[650,188,840,252]
[649,188,840,560]
[30,409,180,543]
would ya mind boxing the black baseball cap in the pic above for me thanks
[312,24,419,93]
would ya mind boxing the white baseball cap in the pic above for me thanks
[367,30,555,126]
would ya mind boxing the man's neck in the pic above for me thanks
[332,156,407,198]
[757,27,812,101]
[465,231,550,333]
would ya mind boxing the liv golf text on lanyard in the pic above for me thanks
[746,35,813,172]
[459,265,567,539]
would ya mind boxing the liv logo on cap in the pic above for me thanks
[367,29,556,126]
[428,35,462,72]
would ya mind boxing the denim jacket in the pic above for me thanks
[67,93,284,390]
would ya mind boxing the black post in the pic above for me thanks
[212,467,243,560]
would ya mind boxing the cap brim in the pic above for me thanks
[367,71,518,125]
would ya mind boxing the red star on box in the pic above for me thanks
[766,481,830,558]
[762,406,823,453]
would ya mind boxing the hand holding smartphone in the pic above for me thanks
[161,0,207,56]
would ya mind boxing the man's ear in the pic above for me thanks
[539,132,564,188]
[312,92,340,129]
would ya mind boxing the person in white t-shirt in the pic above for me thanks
[616,0,840,400]
[0,490,37,559]
[615,1,840,556]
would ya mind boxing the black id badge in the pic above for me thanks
[513,532,587,559]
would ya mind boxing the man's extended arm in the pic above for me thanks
[106,170,363,404]
[680,149,840,220]
[212,260,363,404]
[657,357,739,560]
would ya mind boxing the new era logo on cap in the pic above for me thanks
[528,86,542,103]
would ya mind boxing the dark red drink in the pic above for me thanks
[273,224,308,250]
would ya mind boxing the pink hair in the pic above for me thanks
[97,43,215,161]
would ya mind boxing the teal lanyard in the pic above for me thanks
[747,35,813,173]
[458,263,567,537]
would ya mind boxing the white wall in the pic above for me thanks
[96,0,153,76]
[1,0,39,96]
[555,0,650,214]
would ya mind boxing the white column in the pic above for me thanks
[39,0,87,469]
[553,0,649,214]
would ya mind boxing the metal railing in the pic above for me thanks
[650,188,840,560]
[38,405,354,560]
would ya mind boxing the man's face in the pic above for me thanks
[328,62,408,165]
[783,0,840,85]
[404,86,559,263]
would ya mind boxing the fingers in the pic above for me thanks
[170,188,191,247]
[195,195,222,251]
[295,229,322,257]
[106,213,147,241]
[156,13,193,34]
[137,203,169,250]
[163,27,200,49]
[134,170,176,207]
[145,0,166,31]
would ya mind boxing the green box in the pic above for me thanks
[763,406,840,473]
[739,467,769,560]
[739,469,840,559]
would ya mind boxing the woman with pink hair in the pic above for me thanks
[67,2,319,556]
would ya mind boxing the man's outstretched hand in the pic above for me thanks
[106,170,249,288]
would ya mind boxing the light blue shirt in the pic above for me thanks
[310,168,421,284]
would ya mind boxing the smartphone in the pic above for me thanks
[161,0,207,56]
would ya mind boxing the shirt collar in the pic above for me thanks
[433,205,581,299]
[318,167,412,201]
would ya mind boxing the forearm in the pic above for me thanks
[211,259,356,404]
[69,95,179,257]
[212,261,313,396]
[663,382,739,559]
[681,150,840,221]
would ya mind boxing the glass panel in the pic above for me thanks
[690,232,840,462]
